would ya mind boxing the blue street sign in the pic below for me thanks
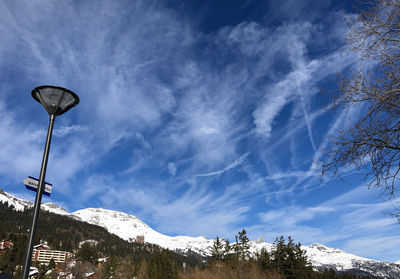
[23,176,52,196]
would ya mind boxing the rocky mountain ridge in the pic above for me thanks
[1,189,399,278]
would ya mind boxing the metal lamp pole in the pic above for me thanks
[21,85,79,279]
[21,114,55,279]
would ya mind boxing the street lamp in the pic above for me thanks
[21,85,79,279]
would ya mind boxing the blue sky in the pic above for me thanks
[0,0,399,262]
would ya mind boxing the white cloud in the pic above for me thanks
[167,162,177,176]
[255,185,400,261]
[94,181,251,238]
[253,38,355,139]
[343,236,400,261]
[1,0,398,262]
[259,206,335,228]
[193,153,249,177]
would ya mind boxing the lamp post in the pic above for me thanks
[21,85,79,279]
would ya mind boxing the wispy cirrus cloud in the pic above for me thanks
[1,0,398,263]
[193,153,249,177]
[252,185,400,261]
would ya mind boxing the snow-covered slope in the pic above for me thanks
[71,208,400,278]
[294,244,400,278]
[0,190,32,211]
[41,203,71,216]
[0,190,69,215]
[1,189,399,278]
[303,243,376,270]
[72,208,214,255]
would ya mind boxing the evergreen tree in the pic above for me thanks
[256,247,272,271]
[102,256,120,279]
[223,238,233,263]
[209,237,224,262]
[148,251,178,279]
[77,242,98,264]
[271,236,314,279]
[114,256,134,279]
[233,229,250,261]
[0,246,16,277]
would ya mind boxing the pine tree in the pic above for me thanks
[256,247,272,271]
[148,251,178,279]
[223,238,233,263]
[271,236,314,279]
[209,236,224,262]
[102,256,120,279]
[77,242,98,264]
[0,246,16,277]
[233,229,250,261]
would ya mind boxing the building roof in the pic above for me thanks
[33,243,51,250]
[29,267,38,276]
[83,272,95,278]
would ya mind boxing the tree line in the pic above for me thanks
[204,229,371,279]
[0,202,372,279]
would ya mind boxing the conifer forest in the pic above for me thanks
[0,201,372,279]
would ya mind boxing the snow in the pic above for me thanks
[72,208,214,255]
[1,189,400,278]
[302,243,378,270]
[0,190,32,211]
[29,267,38,276]
[41,203,70,216]
[79,239,99,248]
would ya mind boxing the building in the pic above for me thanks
[0,240,13,250]
[135,235,145,244]
[33,243,51,250]
[32,249,74,263]
[31,243,74,263]
[97,257,107,268]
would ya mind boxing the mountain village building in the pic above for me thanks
[135,235,144,244]
[31,243,74,263]
[0,240,13,251]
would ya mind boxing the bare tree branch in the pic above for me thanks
[321,1,400,208]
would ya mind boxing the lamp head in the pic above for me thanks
[31,85,79,116]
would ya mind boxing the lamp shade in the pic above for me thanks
[31,85,79,116]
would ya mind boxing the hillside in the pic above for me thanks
[0,191,201,277]
[1,189,400,278]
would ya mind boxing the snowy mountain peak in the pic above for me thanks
[73,208,150,227]
[0,190,70,216]
[308,243,345,254]
[72,207,152,234]
[0,189,32,211]
[71,207,213,254]
[1,189,400,278]
[41,203,70,216]
[303,243,378,270]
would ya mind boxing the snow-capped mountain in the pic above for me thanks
[42,203,71,216]
[0,190,70,216]
[1,189,399,278]
[72,208,214,255]
[0,190,32,211]
[302,244,400,278]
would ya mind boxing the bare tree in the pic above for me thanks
[321,0,400,213]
